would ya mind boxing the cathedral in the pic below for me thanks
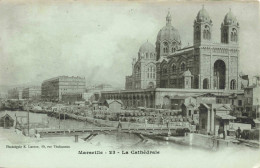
[102,7,244,109]
[125,6,241,91]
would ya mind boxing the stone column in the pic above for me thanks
[211,109,215,134]
[198,74,201,89]
[150,96,154,108]
[144,96,147,108]
[207,109,211,134]
[147,96,150,108]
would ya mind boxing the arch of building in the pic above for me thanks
[102,92,155,108]
[203,78,209,89]
[214,59,226,89]
[162,96,171,109]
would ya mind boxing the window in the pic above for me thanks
[146,53,148,59]
[203,25,211,40]
[172,64,177,73]
[238,100,242,106]
[230,80,236,90]
[180,63,186,71]
[147,66,155,79]
[231,28,238,42]
[189,110,191,116]
[232,99,234,105]
[135,66,140,78]
[171,47,176,53]
[162,66,167,74]
[163,42,168,53]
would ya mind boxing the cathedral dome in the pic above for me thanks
[224,9,238,25]
[156,11,181,43]
[138,41,155,53]
[196,6,211,23]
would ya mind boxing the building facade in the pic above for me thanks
[103,7,245,110]
[125,8,242,91]
[244,83,260,118]
[102,88,243,109]
[41,76,86,102]
[7,87,24,100]
[22,86,41,100]
[156,8,241,90]
[61,93,84,104]
[125,41,157,90]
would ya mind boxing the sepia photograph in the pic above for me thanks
[0,0,260,168]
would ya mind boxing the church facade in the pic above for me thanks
[126,7,241,91]
[102,7,244,109]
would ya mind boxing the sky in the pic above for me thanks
[0,1,260,89]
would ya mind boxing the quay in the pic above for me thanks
[35,127,186,135]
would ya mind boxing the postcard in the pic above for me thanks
[0,0,259,168]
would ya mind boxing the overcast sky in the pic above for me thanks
[0,1,259,88]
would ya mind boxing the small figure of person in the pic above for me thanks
[160,116,164,129]
[196,123,199,133]
[237,127,241,139]
[117,119,122,130]
[166,119,169,129]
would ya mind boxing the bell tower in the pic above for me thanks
[221,9,239,44]
[193,6,213,46]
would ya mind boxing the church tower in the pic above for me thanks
[221,9,239,44]
[156,11,181,61]
[193,6,213,46]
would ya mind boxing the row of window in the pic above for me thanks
[194,25,211,41]
[231,99,243,106]
[163,47,177,53]
[162,42,178,54]
[203,30,211,40]
[135,66,156,78]
[162,63,186,74]
[139,53,156,59]
[202,78,237,90]
[147,73,156,79]
[222,28,238,43]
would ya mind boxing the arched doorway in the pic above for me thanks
[214,60,226,89]
[203,78,209,89]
